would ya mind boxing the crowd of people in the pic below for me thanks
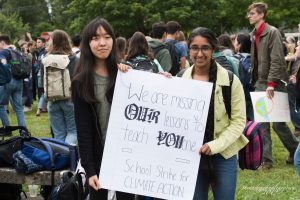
[0,1,299,200]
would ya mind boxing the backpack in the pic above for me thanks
[0,63,11,85]
[21,137,71,171]
[234,53,254,94]
[42,54,71,101]
[0,126,29,167]
[165,40,181,76]
[238,121,264,170]
[50,171,89,200]
[126,56,159,73]
[8,49,32,79]
[214,55,234,73]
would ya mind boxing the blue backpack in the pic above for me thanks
[234,53,254,95]
[22,137,71,171]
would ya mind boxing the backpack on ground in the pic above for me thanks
[50,171,89,200]
[8,49,32,80]
[234,53,254,94]
[165,40,181,76]
[125,57,159,73]
[42,54,71,101]
[0,63,11,85]
[238,121,264,170]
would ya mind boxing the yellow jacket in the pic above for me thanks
[182,64,249,159]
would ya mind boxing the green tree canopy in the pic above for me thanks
[0,12,29,43]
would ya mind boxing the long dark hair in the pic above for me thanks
[126,32,154,61]
[72,17,118,103]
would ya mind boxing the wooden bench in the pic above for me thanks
[0,167,69,185]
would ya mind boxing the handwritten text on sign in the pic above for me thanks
[99,70,213,200]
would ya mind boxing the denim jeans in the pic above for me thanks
[295,143,300,178]
[38,94,45,110]
[0,78,26,127]
[287,84,300,129]
[193,154,237,200]
[47,100,77,144]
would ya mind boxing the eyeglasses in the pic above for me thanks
[190,45,212,54]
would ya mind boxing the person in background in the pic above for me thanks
[247,2,299,169]
[148,22,172,72]
[179,27,248,200]
[177,30,190,68]
[218,34,235,56]
[126,31,164,72]
[42,30,78,145]
[0,35,27,133]
[35,37,47,116]
[166,21,187,72]
[71,34,81,56]
[72,17,135,200]
[233,33,254,120]
[20,42,33,112]
[116,36,127,62]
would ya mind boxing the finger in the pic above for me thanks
[89,180,98,191]
[95,179,101,190]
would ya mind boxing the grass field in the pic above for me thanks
[6,102,300,200]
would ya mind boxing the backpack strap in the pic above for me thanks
[176,68,187,77]
[222,70,234,119]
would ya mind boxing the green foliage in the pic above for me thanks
[1,0,49,30]
[0,12,29,43]
[1,0,300,43]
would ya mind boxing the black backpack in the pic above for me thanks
[126,57,159,73]
[214,55,234,73]
[165,40,181,76]
[8,49,31,79]
[50,171,88,200]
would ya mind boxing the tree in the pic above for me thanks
[1,0,50,29]
[0,12,29,43]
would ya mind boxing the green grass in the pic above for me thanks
[6,102,300,199]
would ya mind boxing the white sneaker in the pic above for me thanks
[23,106,32,112]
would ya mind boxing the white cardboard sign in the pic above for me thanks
[250,91,291,122]
[99,70,213,200]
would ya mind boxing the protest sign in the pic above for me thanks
[99,70,213,200]
[250,91,290,122]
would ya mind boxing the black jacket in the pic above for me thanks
[72,80,104,178]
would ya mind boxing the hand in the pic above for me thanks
[199,143,212,156]
[266,86,274,99]
[158,71,172,78]
[289,75,296,84]
[117,63,131,72]
[88,175,101,191]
